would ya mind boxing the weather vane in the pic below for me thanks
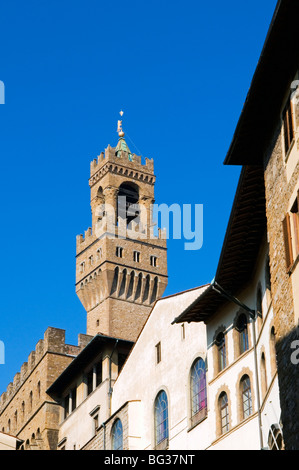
[117,110,125,137]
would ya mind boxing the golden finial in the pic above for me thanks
[117,110,125,137]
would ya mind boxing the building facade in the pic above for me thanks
[223,0,299,450]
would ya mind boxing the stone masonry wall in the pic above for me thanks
[263,94,299,449]
[0,327,92,450]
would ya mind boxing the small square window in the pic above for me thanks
[116,247,123,258]
[283,95,294,157]
[80,262,85,273]
[93,414,99,435]
[151,256,158,267]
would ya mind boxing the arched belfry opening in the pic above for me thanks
[117,182,140,227]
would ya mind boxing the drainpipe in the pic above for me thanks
[211,281,264,449]
[108,340,119,417]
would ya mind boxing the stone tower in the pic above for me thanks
[76,118,168,341]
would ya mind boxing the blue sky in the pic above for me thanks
[0,0,277,394]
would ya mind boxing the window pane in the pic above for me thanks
[242,376,252,418]
[216,333,226,370]
[191,358,207,417]
[111,419,123,450]
[220,393,229,434]
[155,391,169,445]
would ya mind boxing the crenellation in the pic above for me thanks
[89,142,155,181]
[85,227,92,239]
[0,326,88,431]
[35,339,44,363]
[43,327,66,354]
[7,383,13,397]
[13,372,20,389]
[28,351,35,371]
[20,362,28,382]
[0,392,6,407]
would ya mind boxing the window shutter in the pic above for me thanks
[282,214,293,271]
[292,212,299,257]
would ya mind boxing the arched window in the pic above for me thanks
[268,424,284,450]
[216,332,226,371]
[117,182,139,227]
[154,390,169,448]
[219,392,229,434]
[190,358,207,425]
[241,375,252,419]
[236,314,249,355]
[111,419,123,450]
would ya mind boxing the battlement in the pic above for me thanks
[0,327,93,412]
[76,222,167,255]
[89,143,155,181]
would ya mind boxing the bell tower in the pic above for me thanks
[76,115,168,342]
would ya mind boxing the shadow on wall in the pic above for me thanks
[276,326,299,450]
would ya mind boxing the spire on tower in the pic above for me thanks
[117,110,125,138]
[115,110,133,160]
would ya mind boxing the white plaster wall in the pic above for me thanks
[206,243,282,450]
[0,432,19,450]
[111,286,210,450]
[58,379,110,450]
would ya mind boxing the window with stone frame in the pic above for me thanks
[216,331,227,372]
[116,246,123,258]
[235,313,249,356]
[282,94,295,156]
[111,418,123,450]
[190,358,207,427]
[150,255,158,267]
[219,392,229,435]
[282,191,299,272]
[154,390,169,449]
[240,375,252,419]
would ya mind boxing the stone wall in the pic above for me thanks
[0,327,92,450]
[263,93,299,449]
[82,401,129,450]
